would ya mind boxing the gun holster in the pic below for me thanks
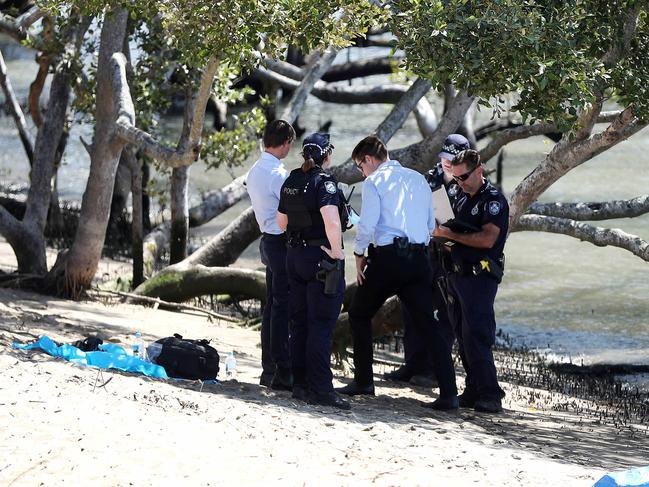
[393,236,410,258]
[316,259,343,296]
[471,256,504,283]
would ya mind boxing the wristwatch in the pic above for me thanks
[353,251,365,258]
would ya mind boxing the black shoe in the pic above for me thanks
[270,367,293,391]
[458,392,477,408]
[474,399,503,413]
[422,395,459,411]
[335,382,375,396]
[409,374,438,388]
[292,385,309,402]
[260,371,274,388]
[383,365,414,382]
[309,391,351,410]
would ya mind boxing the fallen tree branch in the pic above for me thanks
[89,288,243,324]
[256,66,408,104]
[479,122,558,164]
[512,214,649,262]
[527,195,649,221]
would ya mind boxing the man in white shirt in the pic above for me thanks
[246,120,296,389]
[336,135,458,410]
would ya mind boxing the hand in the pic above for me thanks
[355,254,367,286]
[433,225,450,238]
[321,246,344,260]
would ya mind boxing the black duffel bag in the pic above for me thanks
[149,333,219,380]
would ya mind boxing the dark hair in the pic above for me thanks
[452,149,481,170]
[263,119,296,149]
[351,135,388,163]
[301,145,331,172]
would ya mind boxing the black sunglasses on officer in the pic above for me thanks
[453,163,480,182]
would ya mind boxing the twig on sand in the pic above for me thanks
[89,289,244,324]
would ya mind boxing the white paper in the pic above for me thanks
[432,187,455,223]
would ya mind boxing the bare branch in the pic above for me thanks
[0,13,27,42]
[508,107,647,225]
[177,57,219,153]
[330,77,433,183]
[280,47,338,123]
[479,122,558,163]
[110,53,204,168]
[256,66,408,104]
[389,89,475,173]
[91,288,242,324]
[513,214,649,262]
[263,55,402,83]
[528,195,649,221]
[16,6,44,29]
[0,49,33,164]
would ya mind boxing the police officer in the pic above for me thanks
[337,135,458,410]
[277,133,350,410]
[433,149,509,413]
[246,119,295,389]
[385,134,470,387]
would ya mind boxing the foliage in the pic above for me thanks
[391,0,649,130]
[201,107,267,171]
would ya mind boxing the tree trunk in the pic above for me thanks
[62,8,129,296]
[169,165,189,263]
[187,206,260,267]
[125,147,144,288]
[108,150,132,237]
[134,265,266,303]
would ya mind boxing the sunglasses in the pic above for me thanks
[453,164,480,182]
[355,158,366,172]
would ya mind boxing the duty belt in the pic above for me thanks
[287,236,330,248]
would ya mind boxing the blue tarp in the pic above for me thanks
[12,335,169,379]
[594,466,649,487]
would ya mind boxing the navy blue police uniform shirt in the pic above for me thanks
[450,180,509,263]
[426,162,462,204]
[278,168,340,241]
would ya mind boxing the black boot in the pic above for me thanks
[383,364,414,382]
[421,395,459,411]
[308,391,351,410]
[270,367,293,391]
[335,381,375,396]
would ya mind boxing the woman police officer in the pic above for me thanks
[277,132,350,410]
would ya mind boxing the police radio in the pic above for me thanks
[337,183,359,232]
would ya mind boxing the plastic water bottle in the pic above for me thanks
[224,351,237,380]
[132,331,145,359]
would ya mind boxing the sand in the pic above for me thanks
[2,286,647,487]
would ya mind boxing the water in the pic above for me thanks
[2,40,648,366]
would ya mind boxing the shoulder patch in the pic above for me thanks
[488,201,501,215]
[324,181,337,194]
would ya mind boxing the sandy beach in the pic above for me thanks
[1,280,646,487]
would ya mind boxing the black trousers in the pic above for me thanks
[287,246,345,394]
[260,234,290,374]
[447,272,505,402]
[401,254,455,375]
[348,246,457,398]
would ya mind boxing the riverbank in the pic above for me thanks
[1,284,647,486]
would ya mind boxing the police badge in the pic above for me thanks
[324,181,337,194]
[471,205,479,216]
[488,201,501,215]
